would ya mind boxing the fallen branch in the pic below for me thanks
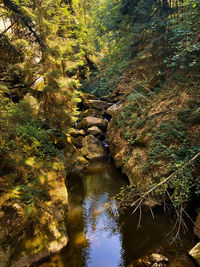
[131,151,200,207]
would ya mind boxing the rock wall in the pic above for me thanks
[0,159,68,267]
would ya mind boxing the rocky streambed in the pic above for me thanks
[1,90,200,267]
[37,159,196,267]
[64,93,112,175]
[63,91,200,267]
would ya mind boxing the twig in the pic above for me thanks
[132,94,144,112]
[149,206,155,220]
[137,205,142,230]
[132,198,143,214]
[131,88,151,101]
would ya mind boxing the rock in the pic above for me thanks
[194,212,200,238]
[23,93,40,116]
[87,126,104,138]
[70,129,86,138]
[0,202,27,267]
[78,116,108,130]
[143,256,152,266]
[81,135,106,160]
[65,150,89,175]
[79,109,100,120]
[189,242,200,266]
[83,99,112,110]
[149,253,169,263]
[71,136,84,148]
[79,92,98,102]
[5,161,69,267]
[106,103,123,117]
[79,129,86,136]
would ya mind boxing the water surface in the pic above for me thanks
[38,161,195,267]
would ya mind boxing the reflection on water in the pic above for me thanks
[38,161,195,267]
[73,162,127,267]
[84,192,123,267]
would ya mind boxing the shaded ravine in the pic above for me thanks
[37,160,195,267]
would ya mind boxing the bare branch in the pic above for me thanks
[131,151,200,208]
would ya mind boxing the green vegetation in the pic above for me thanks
[0,0,95,208]
[1,0,200,242]
[91,0,200,210]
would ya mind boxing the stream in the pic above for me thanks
[38,160,195,267]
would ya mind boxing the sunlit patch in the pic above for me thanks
[33,77,44,91]
[49,236,68,253]
[52,162,63,171]
[24,236,43,252]
[37,175,46,185]
[25,157,36,166]
[50,222,62,239]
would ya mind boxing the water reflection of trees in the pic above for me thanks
[39,163,128,266]
[64,174,90,266]
[82,165,126,237]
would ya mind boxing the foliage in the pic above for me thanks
[78,0,200,211]
[0,0,92,206]
[1,0,200,214]
[163,0,200,70]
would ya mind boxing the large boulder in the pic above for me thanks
[0,202,27,267]
[0,159,68,267]
[107,88,200,190]
[78,116,108,130]
[83,99,111,110]
[65,150,89,175]
[87,126,104,138]
[10,168,68,267]
[79,109,100,121]
[81,135,106,160]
